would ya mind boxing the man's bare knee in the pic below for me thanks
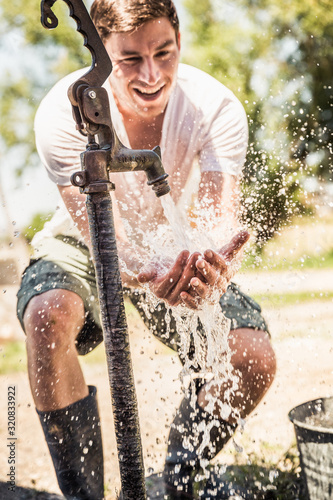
[24,289,85,349]
[230,328,276,392]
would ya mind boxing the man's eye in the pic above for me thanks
[123,57,141,64]
[156,51,169,58]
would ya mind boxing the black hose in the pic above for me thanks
[86,192,146,500]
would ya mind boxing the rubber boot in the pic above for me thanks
[37,385,104,500]
[164,387,236,499]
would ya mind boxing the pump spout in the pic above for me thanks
[109,144,170,197]
[148,173,171,198]
[144,146,170,197]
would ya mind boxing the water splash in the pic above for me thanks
[159,193,225,253]
[160,193,192,250]
[158,195,244,463]
[118,192,241,463]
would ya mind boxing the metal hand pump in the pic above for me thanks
[40,1,171,498]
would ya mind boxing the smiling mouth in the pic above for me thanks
[133,86,164,100]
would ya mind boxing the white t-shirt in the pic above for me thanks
[33,63,248,246]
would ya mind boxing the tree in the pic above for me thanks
[0,0,92,236]
[183,0,332,248]
[0,0,90,176]
[257,0,333,180]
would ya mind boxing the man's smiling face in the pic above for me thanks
[105,17,180,121]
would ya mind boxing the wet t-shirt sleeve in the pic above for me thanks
[34,69,88,186]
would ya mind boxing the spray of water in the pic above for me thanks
[159,195,240,414]
[159,194,193,250]
[119,193,242,464]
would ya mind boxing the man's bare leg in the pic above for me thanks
[24,289,104,499]
[164,328,276,496]
[24,289,88,411]
[198,328,276,422]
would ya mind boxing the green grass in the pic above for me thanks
[0,341,27,375]
[242,248,333,273]
[253,290,333,308]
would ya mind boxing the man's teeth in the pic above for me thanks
[136,87,162,95]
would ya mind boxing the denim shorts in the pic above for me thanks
[17,235,269,356]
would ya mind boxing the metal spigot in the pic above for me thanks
[140,146,171,197]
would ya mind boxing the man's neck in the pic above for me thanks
[122,112,165,150]
[110,86,165,149]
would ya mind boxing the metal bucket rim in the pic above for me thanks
[289,396,333,434]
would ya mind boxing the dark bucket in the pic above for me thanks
[289,397,333,500]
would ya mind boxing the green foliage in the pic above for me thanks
[0,76,38,177]
[0,341,27,374]
[256,0,333,181]
[183,0,332,247]
[22,212,53,242]
[0,0,90,177]
[0,0,89,69]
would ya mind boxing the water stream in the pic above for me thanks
[158,193,240,463]
[159,193,193,250]
[119,192,241,467]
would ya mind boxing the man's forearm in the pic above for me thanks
[58,184,145,288]
[198,172,240,227]
[58,184,92,250]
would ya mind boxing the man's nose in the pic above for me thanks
[139,57,160,85]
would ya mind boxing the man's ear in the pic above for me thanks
[177,31,181,50]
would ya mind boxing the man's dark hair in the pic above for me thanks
[90,0,180,41]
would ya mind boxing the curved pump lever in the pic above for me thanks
[41,0,58,29]
[41,0,111,90]
[41,0,112,131]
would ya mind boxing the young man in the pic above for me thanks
[17,1,276,498]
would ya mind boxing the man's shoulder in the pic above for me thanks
[172,64,245,128]
[35,69,86,127]
[38,68,89,107]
